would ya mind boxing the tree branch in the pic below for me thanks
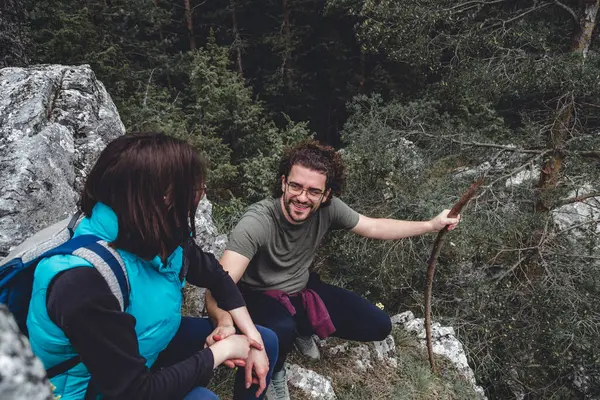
[143,68,155,109]
[444,0,509,12]
[486,3,551,30]
[552,0,579,23]
[421,132,546,153]
[425,180,483,373]
[573,150,600,159]
[556,192,600,207]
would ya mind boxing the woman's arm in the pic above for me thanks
[47,267,214,400]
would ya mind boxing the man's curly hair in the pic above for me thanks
[274,139,346,206]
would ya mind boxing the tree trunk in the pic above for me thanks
[571,0,600,57]
[535,97,574,212]
[281,0,292,89]
[358,48,366,93]
[230,0,244,77]
[536,0,599,211]
[154,0,163,40]
[184,0,196,51]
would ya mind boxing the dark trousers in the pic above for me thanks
[153,317,278,400]
[243,273,392,372]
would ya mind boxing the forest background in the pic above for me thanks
[1,0,600,398]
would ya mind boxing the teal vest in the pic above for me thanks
[27,203,185,400]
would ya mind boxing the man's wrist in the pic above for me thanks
[215,312,234,327]
[246,327,263,344]
[425,219,436,233]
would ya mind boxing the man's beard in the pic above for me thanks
[284,194,316,223]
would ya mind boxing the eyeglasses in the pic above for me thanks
[286,181,325,201]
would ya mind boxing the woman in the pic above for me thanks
[26,132,277,399]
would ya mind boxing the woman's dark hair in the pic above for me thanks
[274,139,346,206]
[80,132,207,260]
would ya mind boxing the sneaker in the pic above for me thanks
[294,334,320,361]
[265,369,290,400]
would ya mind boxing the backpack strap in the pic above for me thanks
[40,234,130,311]
[42,234,130,379]
[72,239,130,311]
[67,211,83,238]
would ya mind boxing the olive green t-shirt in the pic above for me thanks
[226,197,360,294]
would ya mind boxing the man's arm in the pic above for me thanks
[351,209,460,240]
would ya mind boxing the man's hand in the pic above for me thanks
[429,209,461,232]
[206,324,246,368]
[205,324,236,347]
[244,347,270,397]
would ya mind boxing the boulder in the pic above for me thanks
[286,363,336,400]
[0,64,125,256]
[183,197,228,316]
[0,304,53,400]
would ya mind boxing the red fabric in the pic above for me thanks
[263,288,336,339]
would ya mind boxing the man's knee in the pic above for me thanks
[262,317,296,347]
[373,311,392,341]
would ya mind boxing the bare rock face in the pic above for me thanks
[0,64,125,256]
[0,304,53,400]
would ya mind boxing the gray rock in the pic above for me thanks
[351,344,372,373]
[194,197,228,258]
[552,185,600,237]
[185,196,229,316]
[504,168,539,188]
[286,363,336,400]
[373,335,397,368]
[0,305,53,400]
[326,343,349,356]
[391,310,414,325]
[0,64,125,256]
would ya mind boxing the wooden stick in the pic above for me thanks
[425,179,483,373]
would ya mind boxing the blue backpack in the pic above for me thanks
[0,212,129,379]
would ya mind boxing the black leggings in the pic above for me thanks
[243,273,392,372]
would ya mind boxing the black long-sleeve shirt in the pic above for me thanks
[45,240,245,400]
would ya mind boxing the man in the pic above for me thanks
[205,140,460,400]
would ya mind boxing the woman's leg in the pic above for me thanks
[233,325,279,400]
[184,386,219,400]
[153,316,214,368]
[152,317,220,399]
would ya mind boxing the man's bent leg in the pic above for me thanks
[307,273,392,342]
[233,325,278,400]
[243,293,297,373]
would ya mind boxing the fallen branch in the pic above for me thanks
[557,191,600,207]
[419,132,546,154]
[425,179,484,373]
